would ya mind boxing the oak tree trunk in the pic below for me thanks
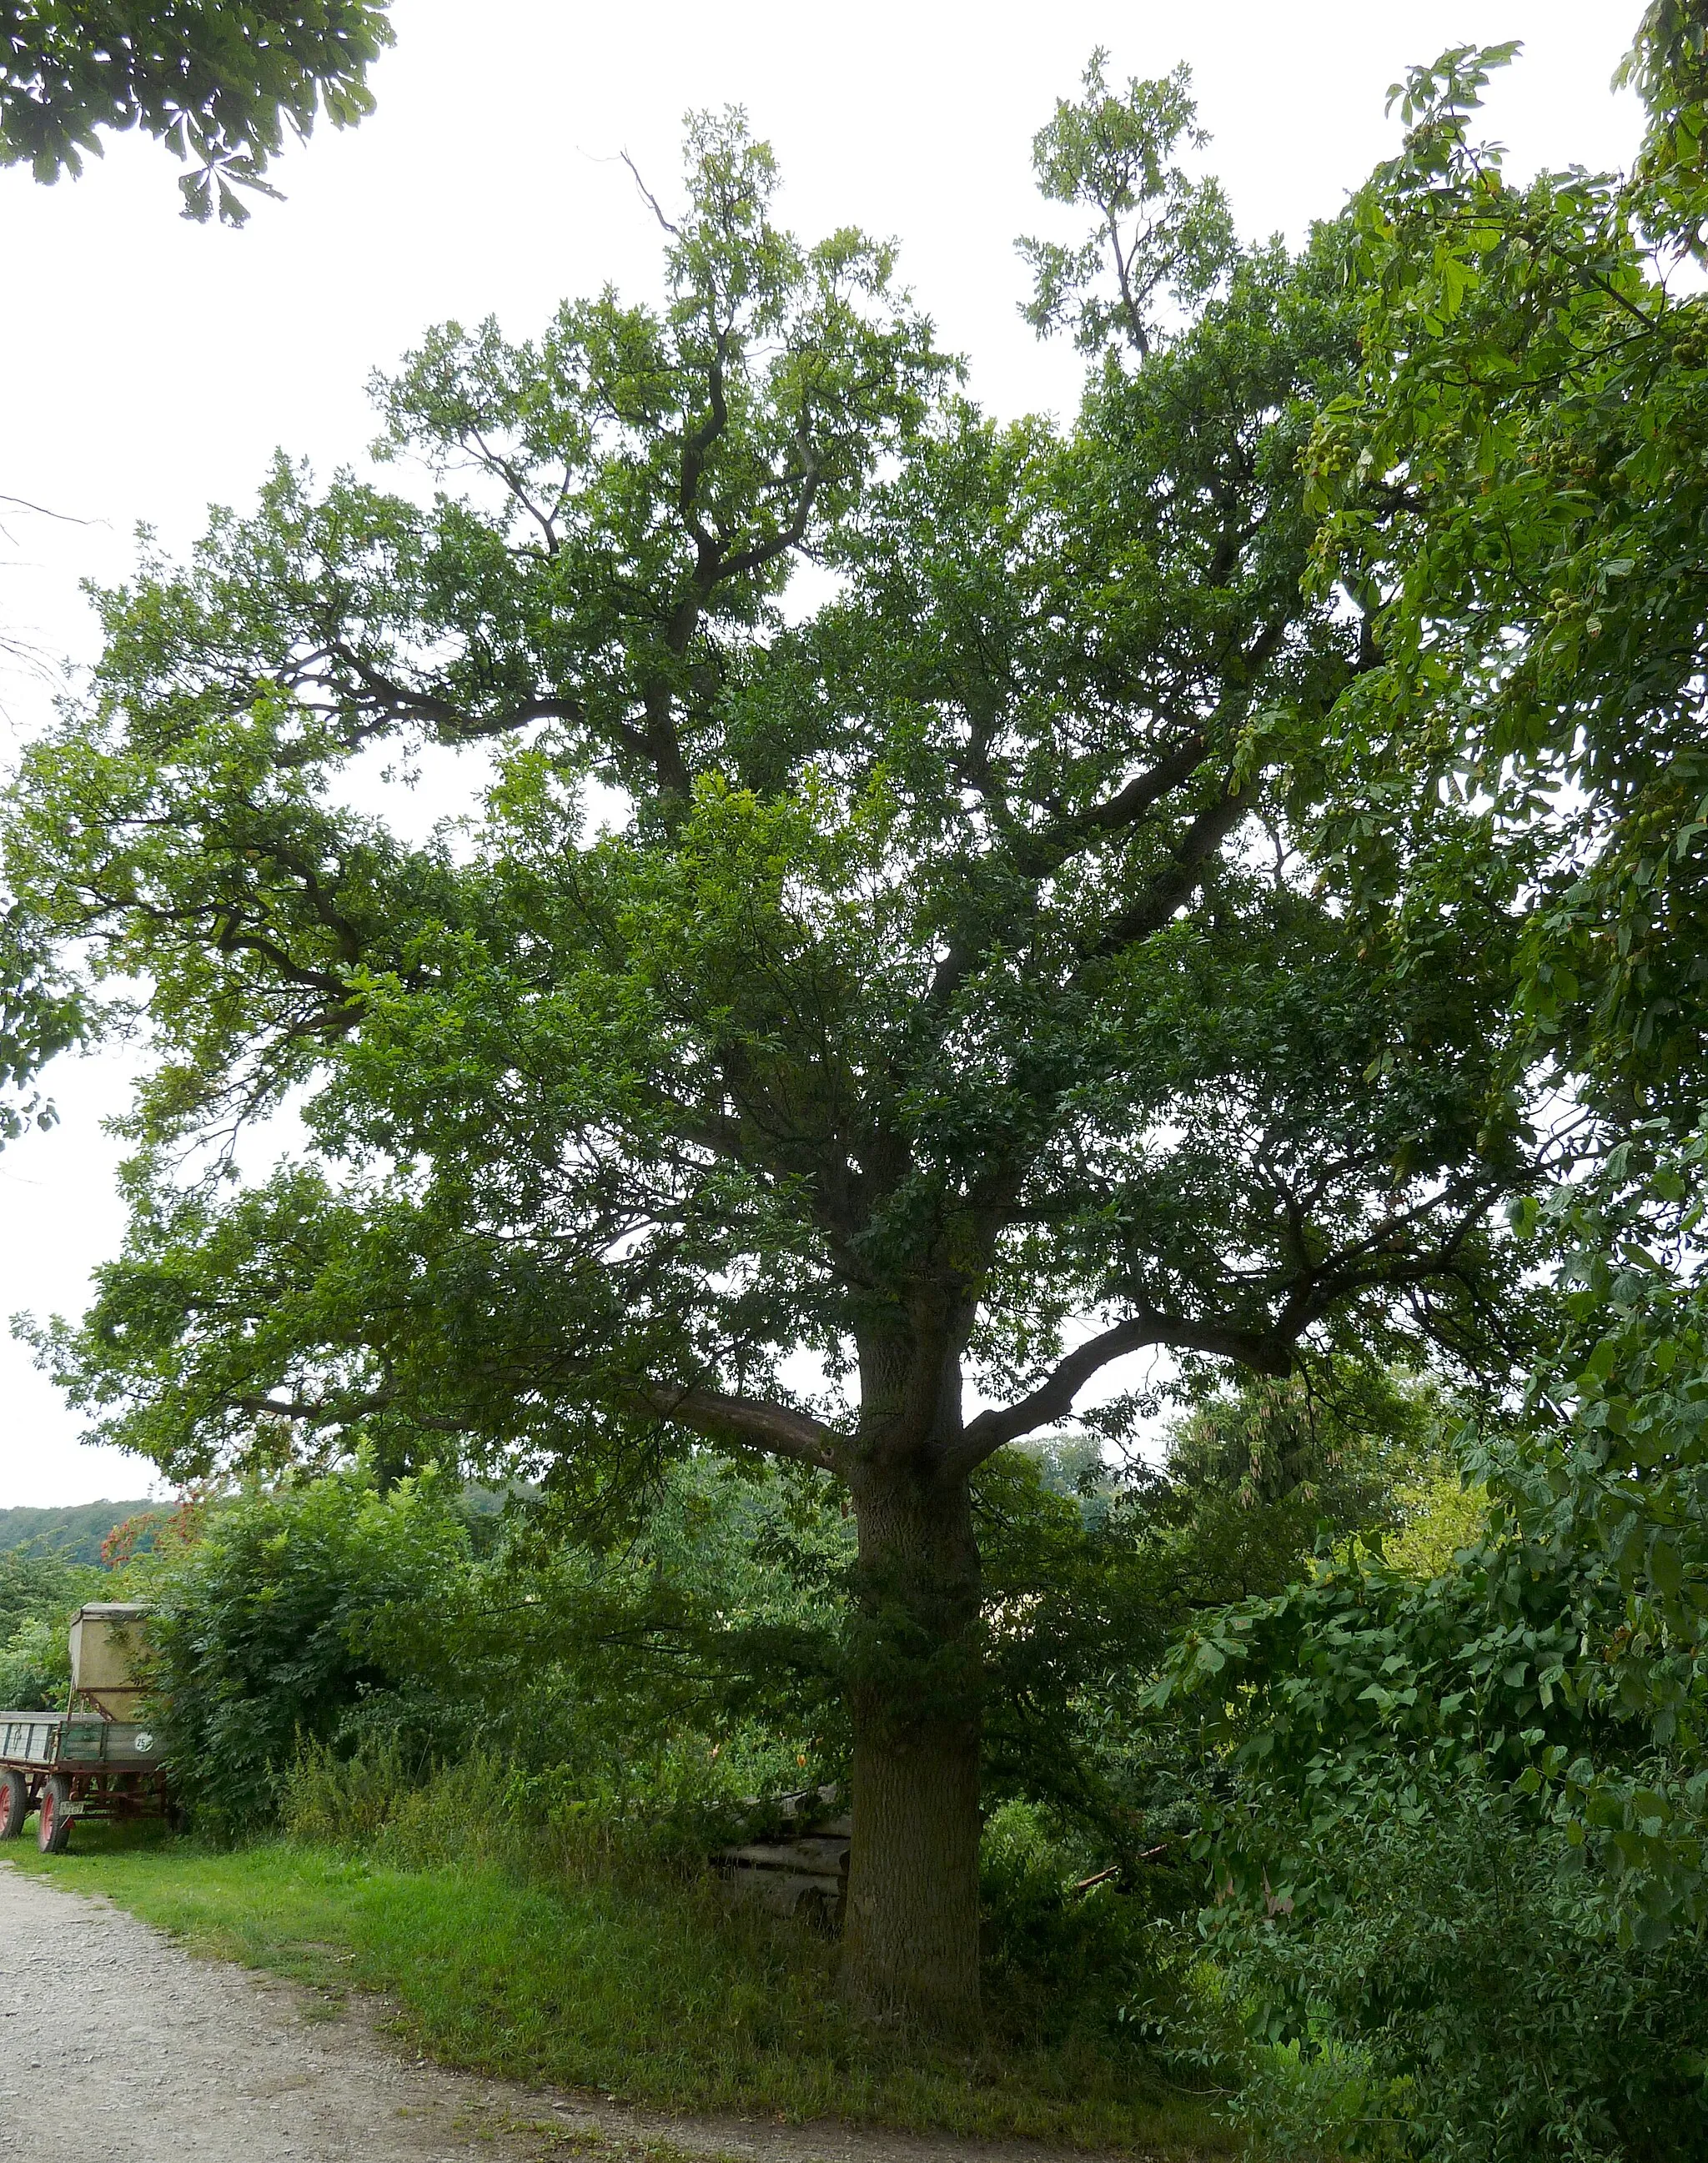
[840,1452,984,2035]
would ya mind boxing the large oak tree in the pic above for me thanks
[6,75,1536,2025]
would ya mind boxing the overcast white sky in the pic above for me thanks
[0,0,1645,1508]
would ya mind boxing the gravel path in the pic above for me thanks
[0,1865,1186,2163]
[0,1863,548,2161]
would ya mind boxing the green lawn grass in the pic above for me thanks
[7,1825,1229,2155]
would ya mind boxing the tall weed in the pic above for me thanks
[282,1735,774,1885]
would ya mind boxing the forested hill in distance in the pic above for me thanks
[0,1500,154,1565]
[0,1488,515,1570]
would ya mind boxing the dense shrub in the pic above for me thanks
[155,1418,1644,2155]
[1148,1493,1708,2160]
[978,1799,1206,2060]
[1208,1774,1708,2163]
[133,1362,1439,1849]
[144,1465,473,1830]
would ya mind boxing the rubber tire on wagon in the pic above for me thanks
[37,1774,72,1854]
[0,1768,25,1839]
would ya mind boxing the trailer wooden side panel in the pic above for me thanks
[0,1716,63,1766]
[0,1714,163,1769]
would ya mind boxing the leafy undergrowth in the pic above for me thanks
[9,1824,1229,2156]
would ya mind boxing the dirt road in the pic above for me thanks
[0,1866,1175,2163]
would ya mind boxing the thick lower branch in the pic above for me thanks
[947,1308,1291,1473]
[625,1380,841,1471]
[233,1391,466,1435]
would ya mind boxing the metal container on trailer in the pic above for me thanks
[67,1601,153,1715]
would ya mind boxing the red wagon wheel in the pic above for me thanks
[37,1774,72,1854]
[0,1769,25,1839]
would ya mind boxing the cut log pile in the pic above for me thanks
[711,1785,850,1931]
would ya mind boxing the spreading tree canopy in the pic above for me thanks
[1,2,394,220]
[0,5,394,1099]
[5,74,1540,2025]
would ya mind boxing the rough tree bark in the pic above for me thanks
[841,1453,985,2032]
[837,1315,987,2035]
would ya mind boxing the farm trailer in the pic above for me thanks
[0,1603,168,1853]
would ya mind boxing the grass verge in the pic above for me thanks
[8,1825,1230,2156]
